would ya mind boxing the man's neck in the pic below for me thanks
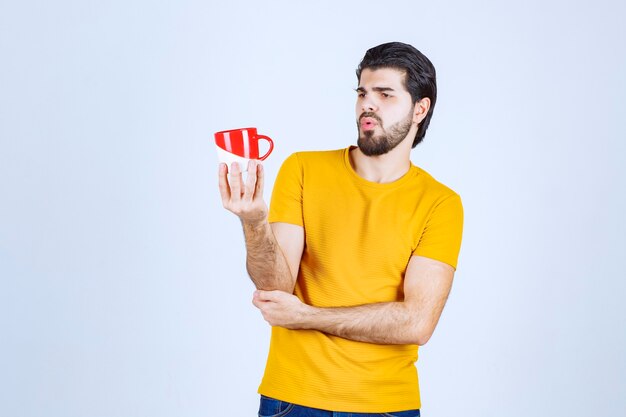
[349,142,412,184]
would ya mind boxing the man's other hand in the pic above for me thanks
[252,290,312,329]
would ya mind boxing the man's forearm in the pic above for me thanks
[253,256,452,347]
[301,302,425,345]
[253,289,440,345]
[255,293,428,346]
[242,220,294,292]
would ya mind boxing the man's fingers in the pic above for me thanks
[218,163,231,203]
[243,160,258,202]
[229,162,243,201]
[255,290,280,302]
[256,163,265,199]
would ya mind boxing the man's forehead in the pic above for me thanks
[358,67,407,89]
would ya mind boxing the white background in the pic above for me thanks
[1,1,624,416]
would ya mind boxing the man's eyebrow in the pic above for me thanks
[355,86,396,92]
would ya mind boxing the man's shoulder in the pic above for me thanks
[413,165,461,201]
[282,148,347,168]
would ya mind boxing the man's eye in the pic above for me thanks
[381,93,390,98]
[358,93,365,98]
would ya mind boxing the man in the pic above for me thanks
[218,42,463,416]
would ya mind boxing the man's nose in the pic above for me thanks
[361,96,378,112]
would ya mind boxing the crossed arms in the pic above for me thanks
[218,161,455,346]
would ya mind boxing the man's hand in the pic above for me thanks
[252,290,312,329]
[218,160,267,224]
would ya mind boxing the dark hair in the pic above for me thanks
[356,42,437,147]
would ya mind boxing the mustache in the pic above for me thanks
[359,112,382,124]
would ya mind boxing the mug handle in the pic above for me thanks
[256,135,274,161]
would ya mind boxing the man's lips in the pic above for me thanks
[360,117,378,131]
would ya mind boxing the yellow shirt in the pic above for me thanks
[261,147,464,412]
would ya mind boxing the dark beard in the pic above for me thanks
[357,111,413,156]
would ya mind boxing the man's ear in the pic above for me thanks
[413,97,431,125]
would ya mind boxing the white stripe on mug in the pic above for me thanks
[224,131,232,153]
[242,129,250,158]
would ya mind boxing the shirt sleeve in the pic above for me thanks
[412,193,464,269]
[268,153,304,226]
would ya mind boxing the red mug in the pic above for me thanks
[214,127,274,161]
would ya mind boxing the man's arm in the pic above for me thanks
[252,255,454,346]
[218,161,304,292]
[243,221,303,292]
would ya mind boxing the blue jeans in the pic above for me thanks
[258,395,421,417]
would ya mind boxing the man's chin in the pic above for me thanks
[357,136,390,156]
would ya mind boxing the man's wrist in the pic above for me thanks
[241,217,268,231]
[297,304,319,329]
